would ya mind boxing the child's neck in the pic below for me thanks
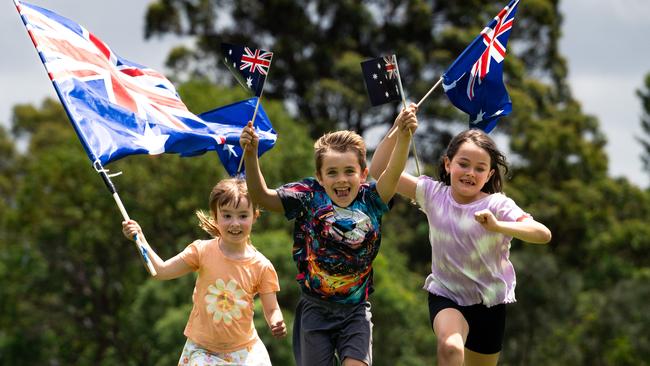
[219,238,254,260]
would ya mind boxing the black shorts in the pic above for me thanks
[427,293,506,354]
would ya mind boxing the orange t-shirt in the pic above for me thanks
[179,238,280,353]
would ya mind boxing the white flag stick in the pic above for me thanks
[95,162,156,276]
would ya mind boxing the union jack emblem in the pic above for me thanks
[240,47,273,76]
[467,0,518,100]
[383,56,397,80]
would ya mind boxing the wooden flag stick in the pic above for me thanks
[416,76,443,108]
[392,55,421,177]
[237,95,262,174]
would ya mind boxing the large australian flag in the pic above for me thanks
[221,43,273,97]
[442,0,519,132]
[360,55,402,106]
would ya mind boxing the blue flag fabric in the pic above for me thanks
[199,98,277,176]
[221,43,273,97]
[442,0,519,132]
[15,1,275,175]
[360,55,402,106]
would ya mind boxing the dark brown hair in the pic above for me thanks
[196,178,260,237]
[313,130,367,174]
[438,129,508,194]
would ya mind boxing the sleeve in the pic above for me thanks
[276,178,314,220]
[256,260,281,294]
[365,182,390,214]
[492,194,531,222]
[178,240,202,271]
[415,176,440,214]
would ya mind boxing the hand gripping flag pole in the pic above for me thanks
[220,43,274,174]
[392,55,421,176]
[94,161,157,276]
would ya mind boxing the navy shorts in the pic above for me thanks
[293,293,373,366]
[428,293,506,354]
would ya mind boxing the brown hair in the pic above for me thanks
[196,178,260,237]
[313,130,367,174]
[438,129,508,194]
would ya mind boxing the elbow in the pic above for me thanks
[537,228,552,244]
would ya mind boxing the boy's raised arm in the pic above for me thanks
[373,104,419,202]
[240,122,284,213]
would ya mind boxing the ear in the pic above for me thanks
[444,156,451,173]
[315,169,323,185]
[360,167,369,182]
[488,168,495,180]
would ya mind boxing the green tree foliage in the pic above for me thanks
[4,1,650,365]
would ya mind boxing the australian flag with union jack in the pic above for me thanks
[221,43,273,97]
[442,0,519,133]
[14,0,276,176]
[360,55,401,106]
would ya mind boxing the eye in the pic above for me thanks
[223,214,232,219]
[239,214,248,219]
[459,162,469,168]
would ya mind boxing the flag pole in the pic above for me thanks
[236,93,263,174]
[417,76,443,108]
[392,55,421,177]
[237,56,273,174]
[94,161,157,276]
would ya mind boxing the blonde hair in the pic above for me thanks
[313,130,367,173]
[196,178,260,238]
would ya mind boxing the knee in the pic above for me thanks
[437,336,464,363]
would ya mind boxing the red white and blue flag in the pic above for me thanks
[14,0,276,175]
[360,55,401,106]
[442,0,519,132]
[221,43,273,97]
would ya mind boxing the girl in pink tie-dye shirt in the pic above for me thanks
[370,105,551,366]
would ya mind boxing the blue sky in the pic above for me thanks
[2,0,649,187]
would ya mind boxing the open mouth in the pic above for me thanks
[459,178,475,186]
[334,187,351,198]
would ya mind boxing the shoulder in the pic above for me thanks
[416,176,446,205]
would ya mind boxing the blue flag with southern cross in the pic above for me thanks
[442,0,519,132]
[14,0,276,176]
[221,43,273,97]
[360,55,402,106]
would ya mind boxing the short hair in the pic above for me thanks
[437,129,509,194]
[196,178,260,238]
[313,130,367,173]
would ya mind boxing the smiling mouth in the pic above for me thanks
[334,188,351,198]
[459,178,475,186]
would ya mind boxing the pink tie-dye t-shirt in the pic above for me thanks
[416,176,530,307]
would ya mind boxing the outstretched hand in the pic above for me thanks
[270,320,287,338]
[122,219,143,241]
[239,121,259,153]
[474,209,499,232]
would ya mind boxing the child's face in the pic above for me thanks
[444,141,495,204]
[215,197,256,247]
[316,149,368,208]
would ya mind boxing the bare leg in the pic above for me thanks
[433,308,469,366]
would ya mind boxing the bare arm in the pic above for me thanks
[474,211,552,244]
[370,104,419,200]
[122,220,194,279]
[259,292,287,338]
[240,122,284,212]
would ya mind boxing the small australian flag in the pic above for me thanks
[221,42,273,97]
[360,55,401,106]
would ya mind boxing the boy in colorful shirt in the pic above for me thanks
[239,107,417,366]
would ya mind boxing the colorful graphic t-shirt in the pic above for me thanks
[276,178,390,305]
[416,177,531,307]
[179,238,280,353]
